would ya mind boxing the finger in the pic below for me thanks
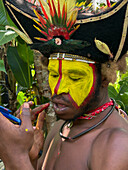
[31,103,49,121]
[15,101,34,118]
[32,103,49,115]
[20,103,33,130]
[28,101,34,107]
[14,107,21,117]
[36,111,46,130]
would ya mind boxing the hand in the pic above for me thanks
[0,103,34,169]
[15,102,49,123]
[31,103,50,122]
[29,111,45,168]
[29,103,49,168]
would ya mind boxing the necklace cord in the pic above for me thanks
[59,98,116,140]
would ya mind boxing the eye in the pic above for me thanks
[49,72,59,78]
[52,75,59,78]
[69,76,81,81]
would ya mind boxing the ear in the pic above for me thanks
[101,61,118,86]
[101,76,110,87]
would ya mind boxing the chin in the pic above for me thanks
[56,113,75,121]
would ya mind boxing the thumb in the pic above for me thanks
[20,103,33,130]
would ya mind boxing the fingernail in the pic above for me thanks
[28,101,34,105]
[30,101,34,105]
[45,103,50,107]
[23,103,29,108]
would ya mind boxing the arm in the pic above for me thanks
[89,128,128,170]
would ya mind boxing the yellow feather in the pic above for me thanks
[67,0,77,20]
[94,38,113,58]
[54,0,76,20]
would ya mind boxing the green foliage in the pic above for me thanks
[7,46,32,88]
[108,70,128,114]
[17,91,27,106]
[0,1,17,45]
[0,60,6,73]
[0,1,36,108]
[16,38,34,65]
[0,0,8,28]
[0,30,17,45]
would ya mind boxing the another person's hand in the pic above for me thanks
[0,103,34,170]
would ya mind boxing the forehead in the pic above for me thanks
[48,59,91,72]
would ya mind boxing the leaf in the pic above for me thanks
[120,92,128,106]
[108,85,118,99]
[94,38,113,58]
[7,46,32,88]
[119,79,128,94]
[0,60,7,73]
[17,91,27,106]
[6,26,33,44]
[17,42,34,65]
[0,0,8,26]
[0,30,17,45]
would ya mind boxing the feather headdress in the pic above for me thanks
[3,0,128,62]
[33,0,79,41]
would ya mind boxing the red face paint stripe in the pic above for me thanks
[81,63,96,106]
[54,59,62,94]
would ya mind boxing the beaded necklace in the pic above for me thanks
[59,98,116,140]
[78,99,114,120]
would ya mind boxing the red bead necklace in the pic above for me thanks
[77,100,114,120]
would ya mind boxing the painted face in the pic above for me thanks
[48,59,95,107]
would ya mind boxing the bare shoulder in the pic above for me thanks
[89,128,128,170]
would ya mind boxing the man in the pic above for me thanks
[0,0,128,169]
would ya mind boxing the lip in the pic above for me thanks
[53,103,68,112]
[52,99,70,114]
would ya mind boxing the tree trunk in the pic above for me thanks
[34,50,56,133]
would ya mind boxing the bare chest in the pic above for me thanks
[44,131,97,170]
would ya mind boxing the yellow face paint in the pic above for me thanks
[48,59,94,106]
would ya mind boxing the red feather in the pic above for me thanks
[48,0,54,17]
[58,0,60,18]
[38,0,48,20]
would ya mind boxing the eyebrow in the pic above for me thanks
[68,70,86,75]
[48,68,58,73]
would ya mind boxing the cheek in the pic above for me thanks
[48,76,59,95]
[69,65,95,107]
[80,65,97,106]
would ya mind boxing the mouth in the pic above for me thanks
[53,103,68,112]
[53,103,67,111]
[52,97,70,115]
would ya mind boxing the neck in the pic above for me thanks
[60,98,116,140]
[73,96,114,128]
